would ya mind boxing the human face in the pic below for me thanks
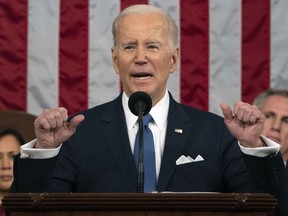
[260,95,288,160]
[112,13,179,106]
[0,135,20,192]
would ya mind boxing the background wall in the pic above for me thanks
[0,0,287,116]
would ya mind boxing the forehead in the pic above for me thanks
[261,95,288,114]
[0,135,20,151]
[117,13,169,41]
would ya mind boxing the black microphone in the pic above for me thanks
[128,91,152,193]
[128,91,152,116]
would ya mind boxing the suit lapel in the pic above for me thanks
[99,93,198,192]
[157,96,194,191]
[100,94,137,192]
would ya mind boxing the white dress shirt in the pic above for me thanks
[123,90,169,179]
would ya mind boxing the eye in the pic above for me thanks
[123,44,135,51]
[264,113,272,119]
[282,117,288,124]
[263,112,277,122]
[9,153,18,159]
[147,44,159,50]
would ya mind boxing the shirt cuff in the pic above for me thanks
[239,135,280,157]
[20,139,61,159]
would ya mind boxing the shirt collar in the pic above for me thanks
[123,90,169,131]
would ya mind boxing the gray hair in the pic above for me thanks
[112,4,178,48]
[253,88,288,109]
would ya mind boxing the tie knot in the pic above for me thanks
[143,114,153,126]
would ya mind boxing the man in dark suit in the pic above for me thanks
[11,4,287,215]
[252,89,288,215]
[253,89,288,169]
[12,92,267,192]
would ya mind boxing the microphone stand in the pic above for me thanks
[128,91,152,193]
[137,111,144,193]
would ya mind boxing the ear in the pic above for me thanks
[111,47,120,74]
[169,47,179,73]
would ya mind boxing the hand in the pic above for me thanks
[220,101,265,148]
[34,107,85,149]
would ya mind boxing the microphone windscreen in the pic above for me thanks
[128,91,152,116]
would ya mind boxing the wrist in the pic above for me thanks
[239,137,264,148]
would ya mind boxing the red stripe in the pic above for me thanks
[241,0,270,103]
[0,0,27,111]
[59,0,89,115]
[121,0,148,10]
[180,0,209,111]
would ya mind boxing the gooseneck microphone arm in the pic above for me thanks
[128,91,152,193]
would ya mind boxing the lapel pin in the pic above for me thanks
[174,128,183,134]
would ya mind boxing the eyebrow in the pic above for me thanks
[264,111,288,119]
[122,39,162,44]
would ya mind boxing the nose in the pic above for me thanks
[134,47,147,65]
[271,117,281,132]
[0,155,12,170]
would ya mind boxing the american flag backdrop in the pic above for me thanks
[0,0,288,117]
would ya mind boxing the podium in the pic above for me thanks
[2,193,276,216]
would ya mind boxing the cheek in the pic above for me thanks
[262,124,269,132]
[116,57,132,71]
[282,130,288,141]
[155,57,173,72]
[263,119,272,130]
[261,124,271,137]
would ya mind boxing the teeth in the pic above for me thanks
[134,75,151,80]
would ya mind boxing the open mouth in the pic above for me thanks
[131,73,152,80]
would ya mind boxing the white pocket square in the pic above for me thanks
[176,155,204,165]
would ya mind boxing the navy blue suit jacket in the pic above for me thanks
[12,92,257,192]
[47,92,251,193]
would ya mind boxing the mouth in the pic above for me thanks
[267,136,281,144]
[0,175,13,181]
[131,72,152,80]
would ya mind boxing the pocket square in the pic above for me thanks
[176,155,204,165]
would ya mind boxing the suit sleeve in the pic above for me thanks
[10,154,58,193]
[243,152,288,216]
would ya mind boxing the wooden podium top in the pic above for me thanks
[2,193,277,216]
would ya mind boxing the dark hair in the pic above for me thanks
[0,128,25,146]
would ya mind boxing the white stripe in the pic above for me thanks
[209,0,242,115]
[270,0,288,88]
[88,0,120,108]
[27,0,60,115]
[149,0,181,102]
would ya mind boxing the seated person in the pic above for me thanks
[252,88,288,215]
[253,88,288,166]
[0,128,24,216]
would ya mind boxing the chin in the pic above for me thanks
[0,184,12,192]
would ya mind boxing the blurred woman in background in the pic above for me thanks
[0,128,24,215]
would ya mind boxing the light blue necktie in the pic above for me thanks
[134,114,157,192]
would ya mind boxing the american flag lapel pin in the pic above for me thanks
[174,128,183,134]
